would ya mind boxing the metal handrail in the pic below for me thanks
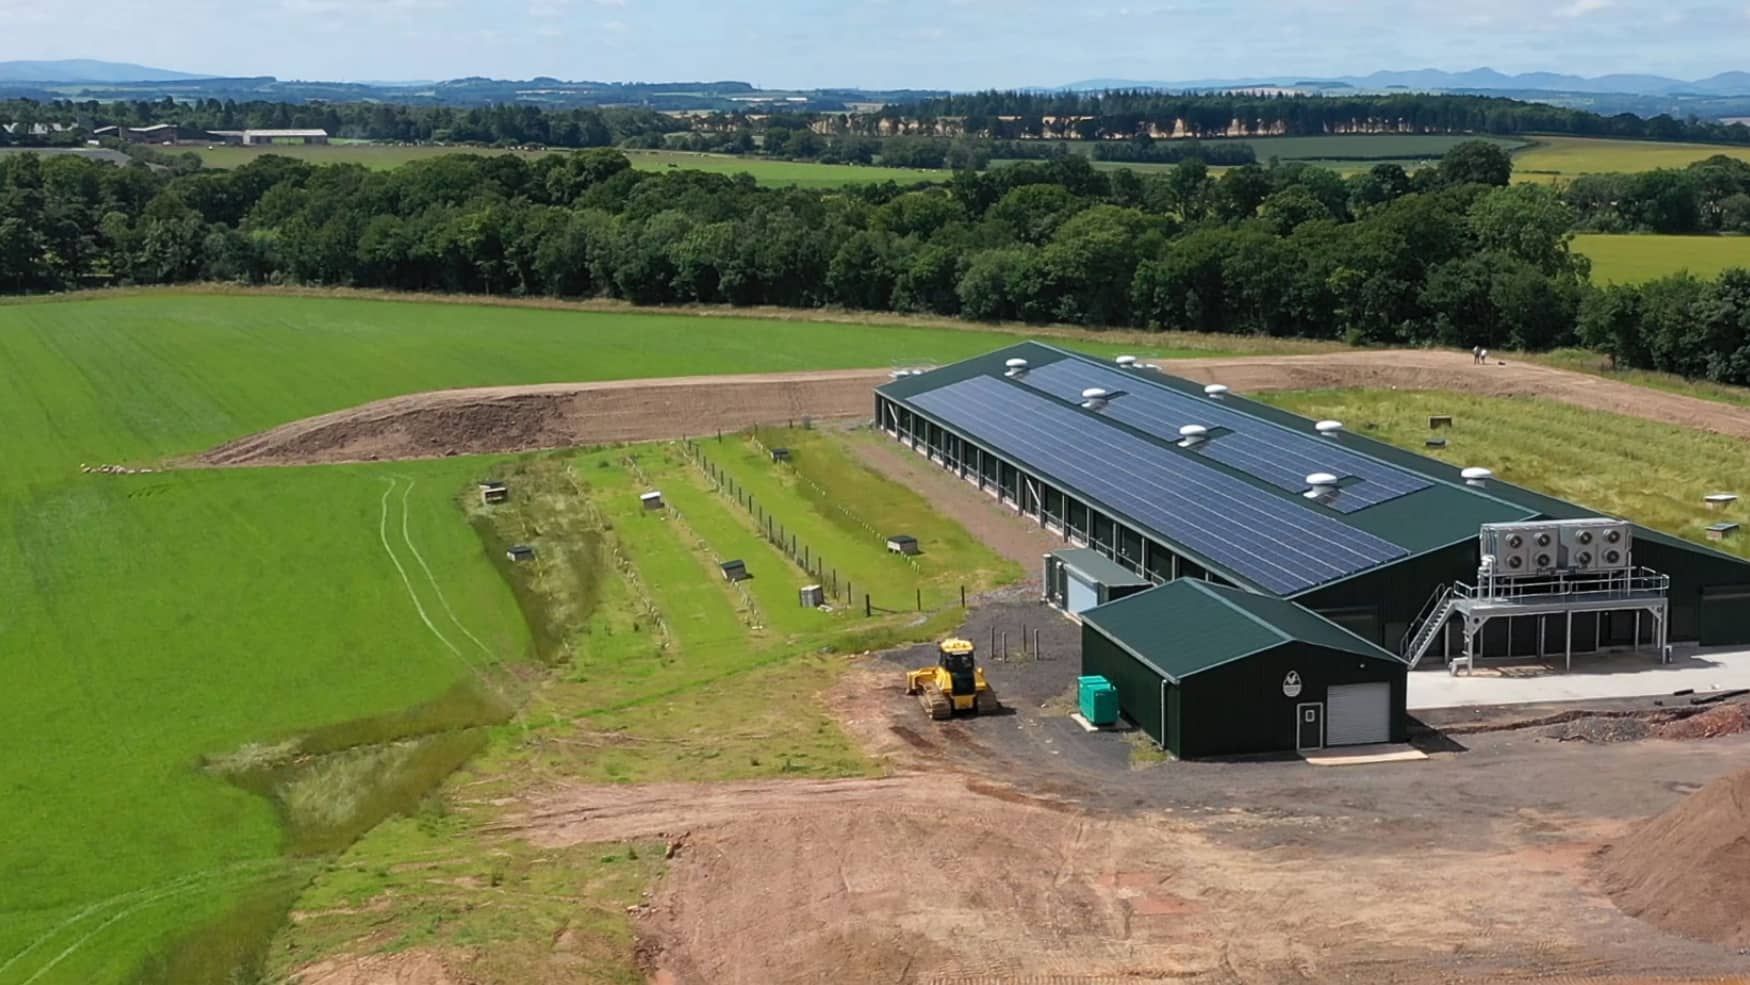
[1465,566,1668,603]
[1400,583,1454,655]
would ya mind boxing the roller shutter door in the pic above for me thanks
[1066,573,1099,615]
[1326,682,1391,746]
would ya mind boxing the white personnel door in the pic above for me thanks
[1325,682,1392,746]
[1066,574,1099,614]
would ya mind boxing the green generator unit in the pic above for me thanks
[1077,675,1119,727]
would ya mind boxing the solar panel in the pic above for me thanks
[1017,359,1432,513]
[909,376,1407,595]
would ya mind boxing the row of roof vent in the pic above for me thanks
[1011,354,1499,495]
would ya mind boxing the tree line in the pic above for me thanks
[0,97,686,148]
[1,140,1747,385]
[1563,155,1750,234]
[863,90,1750,145]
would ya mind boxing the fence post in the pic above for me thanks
[1001,632,1008,660]
[1034,628,1041,660]
[960,585,966,608]
[990,625,996,655]
[916,588,922,612]
[865,594,872,618]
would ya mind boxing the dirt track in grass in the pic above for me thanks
[195,350,1750,468]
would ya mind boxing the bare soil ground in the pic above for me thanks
[196,369,890,466]
[483,597,1750,985]
[196,350,1750,468]
[293,948,469,985]
[1161,350,1750,441]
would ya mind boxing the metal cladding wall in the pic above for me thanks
[1081,626,1408,759]
[1174,644,1407,759]
[1081,626,1168,746]
[1297,540,1479,648]
[1634,535,1750,645]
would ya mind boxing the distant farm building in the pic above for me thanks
[93,123,193,144]
[205,129,330,146]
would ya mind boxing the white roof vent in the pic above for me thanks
[1004,357,1029,378]
[1304,473,1340,501]
[1115,355,1138,368]
[1080,386,1111,409]
[1461,467,1494,487]
[1204,383,1230,399]
[1315,420,1344,437]
[1178,424,1209,448]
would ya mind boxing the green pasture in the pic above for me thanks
[1573,233,1750,284]
[0,293,1220,484]
[0,290,1101,983]
[1263,389,1750,559]
[190,144,941,187]
[0,458,529,985]
[1514,135,1750,182]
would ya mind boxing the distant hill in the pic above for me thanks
[0,59,207,83]
[1052,68,1750,98]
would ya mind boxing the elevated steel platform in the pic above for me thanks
[1403,567,1670,675]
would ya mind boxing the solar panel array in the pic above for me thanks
[909,375,1408,595]
[1016,359,1432,513]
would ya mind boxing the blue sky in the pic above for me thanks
[6,0,1749,87]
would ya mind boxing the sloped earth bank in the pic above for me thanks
[197,351,1750,467]
[195,369,891,466]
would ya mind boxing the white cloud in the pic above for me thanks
[1556,0,1612,16]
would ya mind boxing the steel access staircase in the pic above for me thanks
[1401,584,1458,670]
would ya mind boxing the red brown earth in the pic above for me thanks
[196,350,1750,468]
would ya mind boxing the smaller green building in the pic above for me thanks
[1081,580,1409,758]
[1043,547,1155,616]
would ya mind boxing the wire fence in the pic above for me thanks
[683,437,967,617]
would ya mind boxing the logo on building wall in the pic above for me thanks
[1282,671,1303,698]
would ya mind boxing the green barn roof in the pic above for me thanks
[1081,580,1403,683]
[1053,548,1153,588]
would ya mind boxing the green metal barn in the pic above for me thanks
[874,341,1750,756]
[1080,581,1408,758]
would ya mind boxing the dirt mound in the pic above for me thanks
[1601,768,1750,950]
[1656,702,1750,740]
[197,369,889,467]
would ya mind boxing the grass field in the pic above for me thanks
[266,428,1017,980]
[1,291,1083,984]
[1514,136,1750,182]
[1527,348,1750,410]
[1573,233,1750,284]
[190,144,943,187]
[1263,389,1750,560]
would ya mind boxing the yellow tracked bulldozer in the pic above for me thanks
[906,638,1000,720]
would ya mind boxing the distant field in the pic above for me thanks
[190,144,941,187]
[1514,136,1750,181]
[1574,233,1750,283]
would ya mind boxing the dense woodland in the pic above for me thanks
[1,141,1748,385]
[874,91,1750,145]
